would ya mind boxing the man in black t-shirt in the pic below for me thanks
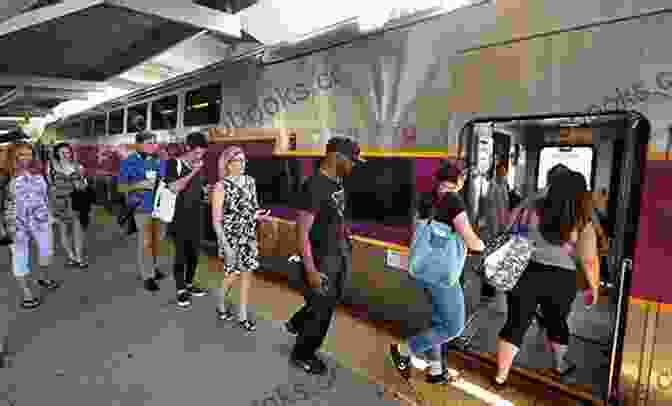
[285,137,365,375]
[164,132,209,308]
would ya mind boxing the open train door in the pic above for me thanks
[456,111,650,406]
[606,113,650,406]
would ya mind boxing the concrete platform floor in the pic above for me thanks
[0,208,588,406]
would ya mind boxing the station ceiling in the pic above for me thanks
[0,0,257,119]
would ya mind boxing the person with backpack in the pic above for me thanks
[118,131,167,292]
[389,160,484,384]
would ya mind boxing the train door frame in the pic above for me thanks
[458,110,651,406]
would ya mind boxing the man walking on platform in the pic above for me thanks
[286,137,365,375]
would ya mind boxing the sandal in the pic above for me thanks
[77,260,89,269]
[238,319,257,332]
[491,375,508,390]
[20,297,41,309]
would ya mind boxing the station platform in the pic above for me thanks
[0,207,583,406]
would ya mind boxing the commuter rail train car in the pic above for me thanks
[46,1,672,405]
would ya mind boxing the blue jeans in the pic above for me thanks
[408,279,465,357]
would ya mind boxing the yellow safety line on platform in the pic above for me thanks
[629,298,672,312]
[275,150,455,159]
[265,216,410,253]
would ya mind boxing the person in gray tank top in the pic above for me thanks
[492,171,600,388]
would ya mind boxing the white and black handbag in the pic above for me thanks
[479,208,535,291]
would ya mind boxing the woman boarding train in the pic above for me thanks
[389,160,485,384]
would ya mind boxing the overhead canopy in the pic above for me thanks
[0,0,246,120]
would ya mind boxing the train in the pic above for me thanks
[42,1,672,405]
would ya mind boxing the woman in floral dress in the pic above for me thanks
[4,142,60,309]
[210,146,270,332]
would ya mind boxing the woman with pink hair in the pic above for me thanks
[210,145,269,332]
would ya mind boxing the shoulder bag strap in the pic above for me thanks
[505,206,528,234]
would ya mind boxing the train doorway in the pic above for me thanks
[456,111,650,405]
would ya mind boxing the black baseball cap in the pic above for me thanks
[135,131,156,144]
[326,137,365,164]
[186,132,208,148]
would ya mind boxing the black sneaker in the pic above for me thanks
[143,278,159,292]
[290,354,327,375]
[176,291,191,308]
[388,344,411,373]
[37,279,60,290]
[20,297,41,309]
[154,269,166,281]
[426,370,462,385]
[186,285,207,297]
[285,321,299,336]
[216,307,235,321]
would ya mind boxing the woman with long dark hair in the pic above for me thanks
[389,160,484,384]
[49,143,89,268]
[492,170,600,387]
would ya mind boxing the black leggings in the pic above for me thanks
[173,237,199,291]
[499,261,577,347]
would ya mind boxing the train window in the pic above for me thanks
[93,115,106,137]
[184,83,221,127]
[109,110,124,134]
[537,146,594,190]
[151,95,178,130]
[127,103,148,133]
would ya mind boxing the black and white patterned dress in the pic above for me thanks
[215,175,260,274]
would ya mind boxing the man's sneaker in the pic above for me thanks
[154,269,167,281]
[176,291,191,308]
[37,279,60,291]
[144,278,159,292]
[20,297,41,310]
[290,354,327,375]
[426,370,462,385]
[186,285,207,297]
[285,321,299,336]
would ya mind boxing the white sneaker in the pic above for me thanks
[410,352,430,370]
